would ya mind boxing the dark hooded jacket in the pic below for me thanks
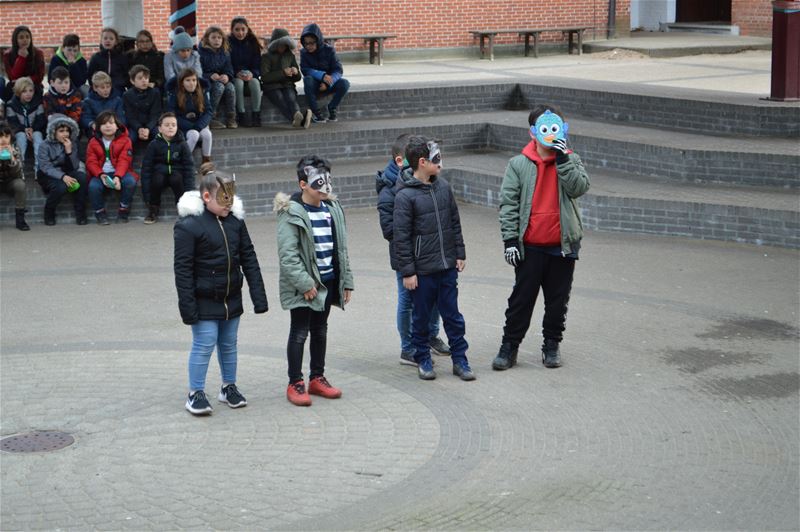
[36,114,81,182]
[261,28,302,91]
[127,49,166,89]
[228,35,261,78]
[5,92,47,135]
[48,47,89,90]
[392,169,466,277]
[123,85,162,134]
[299,24,343,86]
[87,47,130,94]
[141,130,194,181]
[174,191,268,324]
[375,158,403,270]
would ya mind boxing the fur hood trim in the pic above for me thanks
[46,114,79,141]
[177,190,245,220]
[272,191,338,214]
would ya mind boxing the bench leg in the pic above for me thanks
[568,31,575,54]
[578,31,583,55]
[488,34,495,61]
[369,39,376,64]
[524,34,530,57]
[533,33,539,58]
[378,39,385,66]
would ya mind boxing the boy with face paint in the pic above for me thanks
[174,163,268,415]
[493,104,590,371]
[274,155,354,406]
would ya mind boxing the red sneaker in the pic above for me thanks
[286,381,312,406]
[308,376,342,399]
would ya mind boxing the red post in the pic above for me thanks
[770,0,800,101]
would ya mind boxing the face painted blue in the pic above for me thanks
[531,110,568,148]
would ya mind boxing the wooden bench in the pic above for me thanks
[287,34,397,66]
[469,27,592,61]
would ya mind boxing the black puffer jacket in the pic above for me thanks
[174,191,268,324]
[393,168,466,277]
[123,85,162,134]
[141,130,194,182]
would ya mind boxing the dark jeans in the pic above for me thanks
[88,173,136,212]
[502,248,575,346]
[302,76,350,115]
[37,172,87,212]
[287,278,339,383]
[410,268,469,363]
[265,86,301,122]
[147,171,184,207]
[209,79,235,116]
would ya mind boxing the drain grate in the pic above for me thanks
[1,431,74,453]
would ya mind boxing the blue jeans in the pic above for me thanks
[188,316,240,391]
[209,79,235,116]
[88,173,136,212]
[15,131,43,173]
[303,76,350,115]
[396,270,440,352]
[409,268,469,363]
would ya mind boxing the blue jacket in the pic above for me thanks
[228,36,261,78]
[198,45,235,81]
[300,24,343,85]
[81,89,126,131]
[166,76,213,132]
[375,158,403,270]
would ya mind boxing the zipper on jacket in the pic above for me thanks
[166,139,171,175]
[216,217,231,319]
[430,188,447,268]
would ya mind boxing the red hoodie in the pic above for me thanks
[86,125,139,181]
[522,140,561,247]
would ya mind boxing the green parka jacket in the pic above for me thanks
[274,191,354,311]
[498,144,590,258]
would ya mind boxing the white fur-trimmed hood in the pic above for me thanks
[177,190,245,219]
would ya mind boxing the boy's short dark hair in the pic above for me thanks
[296,154,331,182]
[50,66,70,82]
[129,64,150,81]
[158,111,176,125]
[0,125,13,138]
[62,33,80,48]
[528,103,565,125]
[392,133,411,160]
[404,135,433,171]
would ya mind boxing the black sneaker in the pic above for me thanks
[417,357,436,380]
[185,390,213,415]
[327,106,338,122]
[453,359,476,381]
[75,212,88,225]
[117,208,130,223]
[218,384,247,408]
[400,350,417,366]
[95,210,110,225]
[492,342,518,371]
[542,338,563,368]
[311,112,327,123]
[428,336,451,356]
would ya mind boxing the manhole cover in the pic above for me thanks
[1,431,74,453]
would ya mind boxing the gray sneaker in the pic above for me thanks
[400,350,417,366]
[429,336,451,356]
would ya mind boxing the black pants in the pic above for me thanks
[37,172,87,212]
[149,171,184,207]
[502,249,575,346]
[265,87,300,122]
[287,278,338,383]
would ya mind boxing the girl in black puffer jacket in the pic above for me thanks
[174,163,268,415]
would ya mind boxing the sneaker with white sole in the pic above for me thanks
[185,390,213,415]
[218,383,247,408]
[428,336,451,356]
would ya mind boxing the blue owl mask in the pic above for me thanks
[531,110,568,148]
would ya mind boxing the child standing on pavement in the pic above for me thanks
[393,135,474,381]
[492,104,590,371]
[274,155,354,406]
[174,163,268,415]
[375,133,451,366]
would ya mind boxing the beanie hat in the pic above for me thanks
[172,30,194,52]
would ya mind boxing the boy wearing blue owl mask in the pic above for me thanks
[493,104,590,371]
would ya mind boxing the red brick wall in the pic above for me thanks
[1,0,630,57]
[732,0,773,37]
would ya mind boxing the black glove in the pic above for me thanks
[550,138,569,163]
[504,240,520,267]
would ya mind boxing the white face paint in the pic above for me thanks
[427,141,442,169]
[304,166,333,195]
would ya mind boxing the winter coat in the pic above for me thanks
[3,48,45,87]
[166,77,213,132]
[274,191,354,312]
[164,49,203,84]
[393,169,466,277]
[174,191,268,324]
[499,142,590,258]
[5,93,47,135]
[48,47,89,90]
[0,145,24,182]
[141,130,193,181]
[199,45,234,82]
[127,49,166,89]
[85,125,138,181]
[375,158,403,270]
[36,114,81,182]
[43,86,83,124]
[261,28,301,91]
[299,24,343,85]
[80,89,126,132]
[122,86,162,134]
[228,36,261,78]
[87,48,130,94]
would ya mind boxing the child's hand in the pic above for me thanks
[550,138,568,154]
[211,73,220,81]
[18,47,28,58]
[61,138,72,153]
[344,289,352,304]
[403,275,417,291]
[322,74,333,86]
[283,67,293,77]
[113,176,121,190]
[219,74,229,84]
[62,175,77,187]
[138,128,149,140]
[25,128,33,141]
[303,286,318,301]
[319,82,328,92]
[456,259,466,272]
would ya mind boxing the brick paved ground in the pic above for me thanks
[1,203,798,530]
